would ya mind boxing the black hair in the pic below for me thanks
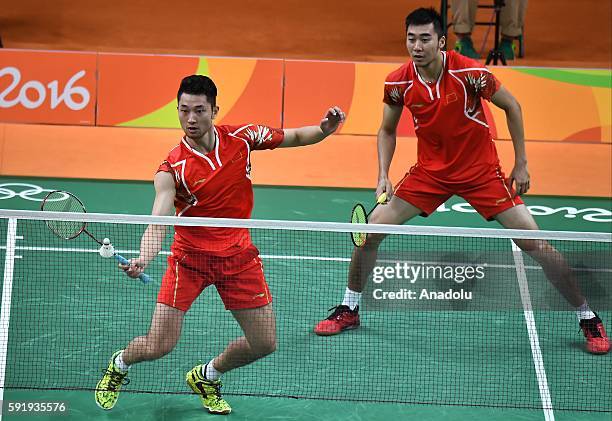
[177,75,217,107]
[405,7,444,39]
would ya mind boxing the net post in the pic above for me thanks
[0,218,18,406]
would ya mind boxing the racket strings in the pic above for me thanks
[351,204,368,246]
[41,191,87,239]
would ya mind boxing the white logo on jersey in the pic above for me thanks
[389,87,401,104]
[244,125,273,147]
[465,73,488,119]
[466,73,487,94]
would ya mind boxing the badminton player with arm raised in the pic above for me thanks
[94,75,345,415]
[313,7,609,356]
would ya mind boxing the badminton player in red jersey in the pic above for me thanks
[95,75,345,414]
[314,8,609,355]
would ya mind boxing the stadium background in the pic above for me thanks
[0,1,610,420]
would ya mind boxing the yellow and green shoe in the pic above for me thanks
[454,37,480,59]
[94,351,130,410]
[186,365,231,415]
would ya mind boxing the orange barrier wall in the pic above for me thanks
[1,49,610,143]
[97,54,283,128]
[97,54,200,126]
[283,60,611,142]
[0,50,97,125]
[0,49,610,197]
[0,123,609,197]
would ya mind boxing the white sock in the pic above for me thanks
[201,360,221,381]
[576,302,596,321]
[114,350,130,372]
[342,288,362,310]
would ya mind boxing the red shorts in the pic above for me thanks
[394,165,524,220]
[157,244,272,312]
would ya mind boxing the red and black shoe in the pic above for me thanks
[579,313,610,354]
[314,305,360,336]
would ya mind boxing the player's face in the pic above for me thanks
[406,23,444,67]
[177,93,219,139]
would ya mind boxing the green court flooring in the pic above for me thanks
[0,176,611,420]
[2,389,609,421]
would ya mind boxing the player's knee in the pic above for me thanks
[144,337,177,360]
[251,337,276,359]
[364,233,386,248]
[513,238,534,251]
[368,212,388,225]
[513,239,550,253]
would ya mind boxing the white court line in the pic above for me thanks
[0,219,17,421]
[1,245,611,274]
[511,241,555,421]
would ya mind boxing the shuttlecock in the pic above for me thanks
[99,239,115,258]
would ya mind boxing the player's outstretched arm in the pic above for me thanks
[376,103,403,201]
[492,86,530,196]
[121,171,175,278]
[280,106,345,148]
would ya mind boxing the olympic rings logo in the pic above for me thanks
[0,183,69,202]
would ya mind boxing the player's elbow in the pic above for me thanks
[500,94,521,115]
[280,132,305,148]
[510,97,522,114]
[378,127,397,143]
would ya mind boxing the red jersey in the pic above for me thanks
[383,51,502,183]
[158,124,284,255]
